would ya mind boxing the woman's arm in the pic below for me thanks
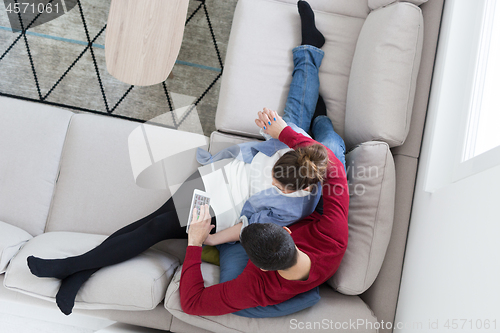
[204,223,243,246]
[256,108,315,148]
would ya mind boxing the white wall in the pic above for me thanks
[394,1,500,332]
[395,165,500,332]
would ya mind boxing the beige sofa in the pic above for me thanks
[0,0,444,332]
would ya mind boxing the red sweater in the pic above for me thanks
[180,126,349,315]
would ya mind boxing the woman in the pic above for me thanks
[27,0,346,316]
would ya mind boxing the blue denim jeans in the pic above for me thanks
[282,45,346,169]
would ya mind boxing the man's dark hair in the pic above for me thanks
[240,223,298,271]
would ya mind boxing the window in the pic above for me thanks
[422,0,500,193]
[463,0,500,161]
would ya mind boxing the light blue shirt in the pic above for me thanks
[196,123,321,229]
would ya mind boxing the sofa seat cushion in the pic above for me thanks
[0,97,73,236]
[4,232,179,311]
[0,222,33,274]
[164,262,378,333]
[329,142,396,295]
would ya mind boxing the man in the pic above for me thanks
[180,108,349,315]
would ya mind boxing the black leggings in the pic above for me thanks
[66,170,217,274]
[31,170,215,314]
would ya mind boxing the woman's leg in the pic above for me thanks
[54,195,178,315]
[28,169,207,277]
[29,169,206,315]
[28,210,186,280]
[281,1,325,133]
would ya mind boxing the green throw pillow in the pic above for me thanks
[201,245,220,266]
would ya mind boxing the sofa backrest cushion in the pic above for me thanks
[344,2,424,150]
[45,113,208,235]
[272,0,370,19]
[328,141,395,295]
[215,0,366,140]
[368,0,428,10]
[0,97,73,236]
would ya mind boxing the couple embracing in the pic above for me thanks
[27,1,349,317]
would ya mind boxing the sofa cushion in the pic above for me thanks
[4,232,179,311]
[271,0,370,19]
[45,113,208,236]
[328,142,395,295]
[368,0,428,10]
[344,2,424,149]
[215,0,366,139]
[0,222,32,274]
[0,97,73,236]
[164,264,378,333]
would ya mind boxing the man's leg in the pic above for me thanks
[281,1,325,133]
[298,1,325,48]
[312,115,347,171]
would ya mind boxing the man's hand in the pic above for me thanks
[255,108,287,139]
[187,204,214,247]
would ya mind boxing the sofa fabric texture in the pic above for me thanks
[0,221,33,274]
[329,141,395,295]
[4,231,179,311]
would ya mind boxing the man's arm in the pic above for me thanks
[181,205,268,315]
[180,246,269,315]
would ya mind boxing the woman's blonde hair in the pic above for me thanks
[272,144,329,191]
